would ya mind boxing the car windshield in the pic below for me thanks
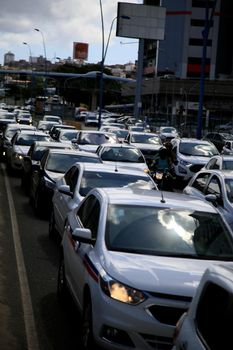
[111,129,128,139]
[60,130,79,141]
[101,147,144,163]
[105,206,233,259]
[161,127,176,133]
[179,142,219,157]
[0,114,15,120]
[15,134,49,146]
[46,154,101,172]
[79,172,154,196]
[131,134,161,144]
[79,133,116,145]
[222,133,233,140]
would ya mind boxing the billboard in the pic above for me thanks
[73,42,89,60]
[116,3,166,40]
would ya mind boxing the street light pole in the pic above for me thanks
[98,0,130,129]
[23,42,33,69]
[34,28,47,73]
[34,28,48,114]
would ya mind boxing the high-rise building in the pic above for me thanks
[143,0,233,80]
[4,51,15,66]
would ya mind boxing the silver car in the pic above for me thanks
[58,187,233,350]
[183,169,233,229]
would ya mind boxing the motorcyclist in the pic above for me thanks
[150,147,175,191]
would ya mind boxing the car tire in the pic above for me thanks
[82,296,95,350]
[57,255,68,302]
[49,210,57,240]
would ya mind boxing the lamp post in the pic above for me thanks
[23,42,32,69]
[34,28,47,113]
[23,42,34,104]
[98,0,130,129]
[34,28,47,72]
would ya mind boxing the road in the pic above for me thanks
[0,164,83,350]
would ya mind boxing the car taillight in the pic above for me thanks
[173,311,187,344]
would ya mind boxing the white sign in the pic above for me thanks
[116,3,166,40]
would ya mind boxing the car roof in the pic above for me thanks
[46,148,100,157]
[73,162,149,175]
[89,187,219,213]
[98,143,138,149]
[128,131,159,136]
[33,141,72,148]
[16,130,47,136]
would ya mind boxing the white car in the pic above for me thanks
[173,263,233,349]
[50,163,156,239]
[72,130,118,152]
[171,138,219,181]
[57,187,233,350]
[96,143,149,172]
[124,131,163,163]
[159,126,179,142]
[6,130,50,172]
[43,115,62,124]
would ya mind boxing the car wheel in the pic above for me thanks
[57,255,68,302]
[49,210,57,240]
[82,296,95,350]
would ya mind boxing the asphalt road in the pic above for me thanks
[0,164,84,350]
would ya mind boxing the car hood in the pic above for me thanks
[14,145,31,155]
[101,160,148,171]
[101,252,226,297]
[46,170,65,181]
[179,155,213,164]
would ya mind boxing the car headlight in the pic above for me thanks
[99,271,147,305]
[179,159,191,166]
[13,153,23,160]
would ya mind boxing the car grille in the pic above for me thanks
[148,305,188,326]
[139,333,173,350]
[189,164,205,173]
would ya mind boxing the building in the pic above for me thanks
[4,51,15,66]
[124,0,233,131]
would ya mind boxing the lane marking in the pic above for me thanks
[2,164,40,350]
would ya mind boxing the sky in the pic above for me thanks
[0,0,143,66]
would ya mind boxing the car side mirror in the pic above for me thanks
[205,194,218,206]
[72,227,95,245]
[58,184,73,197]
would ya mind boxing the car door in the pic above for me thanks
[54,166,80,235]
[64,195,101,306]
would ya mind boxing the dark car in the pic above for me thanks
[29,148,102,216]
[21,141,74,194]
[203,132,233,152]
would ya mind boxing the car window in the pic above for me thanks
[225,179,233,203]
[79,172,154,196]
[206,176,221,198]
[105,205,233,259]
[223,160,233,170]
[192,173,211,192]
[206,158,217,169]
[196,282,233,349]
[77,195,100,239]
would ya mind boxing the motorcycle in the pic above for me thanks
[150,168,175,192]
